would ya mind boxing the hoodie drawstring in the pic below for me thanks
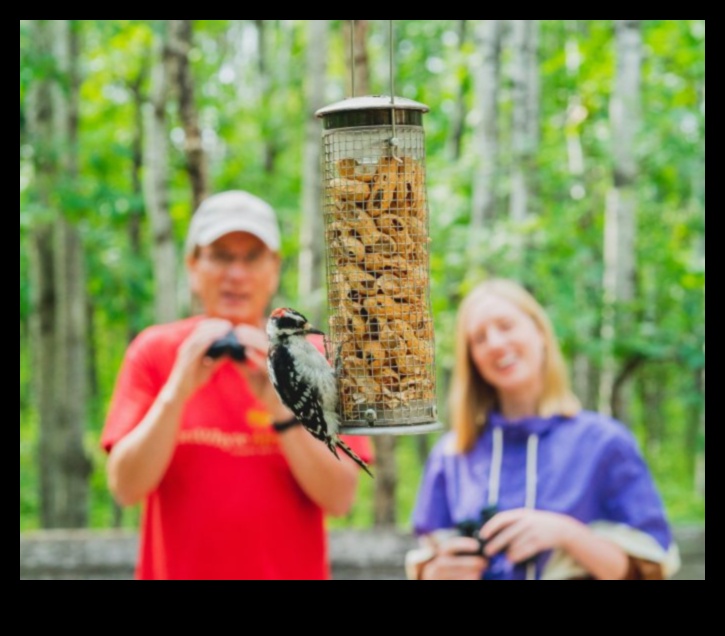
[488,427,540,580]
[524,434,539,581]
[488,427,504,507]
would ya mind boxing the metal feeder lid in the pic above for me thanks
[316,96,430,131]
[316,95,430,118]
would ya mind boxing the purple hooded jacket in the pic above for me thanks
[411,410,679,580]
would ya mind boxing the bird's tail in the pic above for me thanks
[336,439,374,478]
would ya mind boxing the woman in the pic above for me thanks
[407,279,680,580]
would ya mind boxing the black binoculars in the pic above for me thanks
[205,331,247,362]
[455,504,499,556]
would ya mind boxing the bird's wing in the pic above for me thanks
[268,343,335,442]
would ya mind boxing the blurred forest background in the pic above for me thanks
[19,20,705,533]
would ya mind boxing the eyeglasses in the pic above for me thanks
[199,248,271,271]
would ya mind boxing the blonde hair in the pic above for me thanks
[449,279,581,453]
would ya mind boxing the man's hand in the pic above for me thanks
[165,319,232,402]
[232,324,295,422]
[108,318,233,507]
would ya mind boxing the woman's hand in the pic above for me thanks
[480,508,579,565]
[421,536,488,580]
[481,508,632,579]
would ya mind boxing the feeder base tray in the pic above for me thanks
[339,421,444,436]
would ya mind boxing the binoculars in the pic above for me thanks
[205,331,247,362]
[455,504,499,556]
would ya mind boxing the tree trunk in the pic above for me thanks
[509,20,540,224]
[30,225,57,527]
[128,66,147,341]
[341,19,396,526]
[611,355,644,422]
[565,21,595,406]
[416,435,431,467]
[54,221,92,527]
[144,22,178,324]
[599,20,642,419]
[27,21,57,527]
[298,20,329,327]
[372,435,398,528]
[471,20,503,229]
[564,21,587,199]
[447,20,469,161]
[169,20,209,212]
[106,66,149,530]
[639,365,666,456]
[85,298,100,424]
[53,20,91,528]
[255,20,280,174]
[28,20,90,529]
[343,20,371,97]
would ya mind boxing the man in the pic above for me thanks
[102,190,372,580]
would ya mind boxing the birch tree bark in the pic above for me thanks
[144,21,178,324]
[169,20,209,213]
[599,20,642,419]
[28,20,90,528]
[564,21,598,409]
[27,20,57,528]
[509,19,540,224]
[472,20,503,229]
[53,20,91,527]
[298,20,329,327]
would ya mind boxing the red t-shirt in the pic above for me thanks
[101,316,373,580]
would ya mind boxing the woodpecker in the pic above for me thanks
[266,307,373,477]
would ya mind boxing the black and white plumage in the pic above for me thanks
[266,307,373,477]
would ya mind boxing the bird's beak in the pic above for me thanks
[305,323,325,335]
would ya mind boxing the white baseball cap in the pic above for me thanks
[185,190,281,255]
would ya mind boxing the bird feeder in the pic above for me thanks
[316,95,441,435]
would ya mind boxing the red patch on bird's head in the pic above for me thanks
[271,307,290,319]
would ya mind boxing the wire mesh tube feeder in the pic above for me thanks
[316,95,442,435]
